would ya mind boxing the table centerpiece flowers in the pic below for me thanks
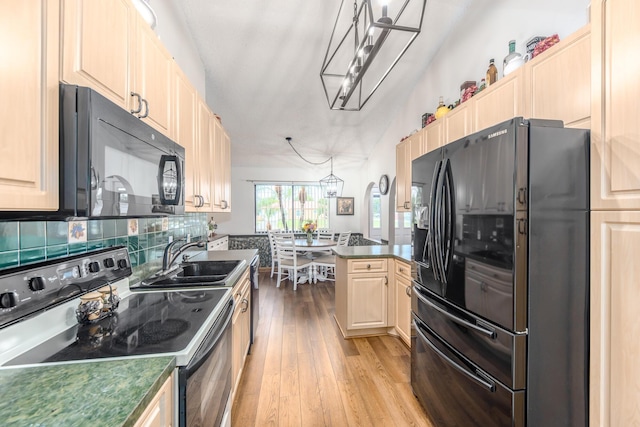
[302,220,317,244]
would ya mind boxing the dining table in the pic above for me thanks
[291,238,337,283]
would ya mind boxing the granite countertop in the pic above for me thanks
[0,356,175,427]
[333,245,412,263]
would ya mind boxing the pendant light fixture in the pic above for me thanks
[320,0,426,111]
[319,157,345,198]
[285,137,344,198]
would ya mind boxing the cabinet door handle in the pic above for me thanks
[366,264,371,269]
[406,286,411,297]
[221,200,228,209]
[139,98,149,118]
[384,276,388,285]
[130,92,142,114]
[241,298,249,312]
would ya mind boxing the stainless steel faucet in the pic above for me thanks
[162,239,205,272]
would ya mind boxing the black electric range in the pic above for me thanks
[4,288,229,366]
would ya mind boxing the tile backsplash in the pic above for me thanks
[0,213,208,271]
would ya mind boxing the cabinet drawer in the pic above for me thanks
[348,258,387,274]
[395,260,411,280]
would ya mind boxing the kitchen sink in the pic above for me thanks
[137,259,246,289]
[178,260,242,277]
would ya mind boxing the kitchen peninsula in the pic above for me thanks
[333,245,412,342]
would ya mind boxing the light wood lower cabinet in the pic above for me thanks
[590,211,640,427]
[134,374,174,427]
[335,258,390,338]
[394,260,412,346]
[232,270,251,398]
[0,0,59,211]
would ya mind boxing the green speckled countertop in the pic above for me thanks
[0,356,175,427]
[333,245,412,262]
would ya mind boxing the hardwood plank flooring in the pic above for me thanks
[232,271,433,426]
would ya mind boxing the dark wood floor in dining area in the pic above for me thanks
[231,270,433,427]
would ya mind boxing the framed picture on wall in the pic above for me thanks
[336,197,354,215]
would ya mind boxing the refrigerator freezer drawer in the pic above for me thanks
[412,283,526,389]
[411,317,525,427]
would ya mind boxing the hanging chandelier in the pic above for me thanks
[319,157,345,198]
[320,0,426,111]
[285,137,344,198]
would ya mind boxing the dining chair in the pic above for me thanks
[274,233,313,290]
[316,229,335,241]
[337,231,351,246]
[312,231,348,283]
[267,229,281,278]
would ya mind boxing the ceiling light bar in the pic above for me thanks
[320,0,426,111]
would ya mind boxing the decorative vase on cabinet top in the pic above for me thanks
[435,96,452,119]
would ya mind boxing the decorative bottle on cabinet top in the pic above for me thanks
[486,58,498,86]
[503,40,525,76]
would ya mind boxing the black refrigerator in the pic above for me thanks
[410,117,589,426]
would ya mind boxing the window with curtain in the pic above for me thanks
[254,184,330,233]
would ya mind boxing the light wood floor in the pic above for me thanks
[231,271,434,426]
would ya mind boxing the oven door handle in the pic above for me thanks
[413,317,496,393]
[413,286,497,339]
[185,297,234,375]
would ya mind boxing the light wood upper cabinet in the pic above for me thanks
[424,119,444,153]
[133,15,173,137]
[173,66,199,212]
[196,99,213,211]
[396,131,424,212]
[212,118,232,212]
[528,25,591,129]
[62,0,173,137]
[61,0,132,109]
[591,0,640,210]
[0,0,59,211]
[590,211,640,427]
[395,138,410,212]
[474,66,526,131]
[444,101,473,144]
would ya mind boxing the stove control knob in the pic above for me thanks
[117,259,129,269]
[88,261,100,273]
[0,292,18,309]
[104,258,115,268]
[28,277,46,292]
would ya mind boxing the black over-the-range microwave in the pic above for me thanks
[2,84,186,220]
[57,84,185,218]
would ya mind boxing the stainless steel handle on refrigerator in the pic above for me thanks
[413,318,496,393]
[130,92,142,114]
[413,288,497,339]
[441,160,454,278]
[434,160,448,284]
[428,160,442,282]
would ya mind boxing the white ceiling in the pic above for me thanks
[175,0,588,170]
